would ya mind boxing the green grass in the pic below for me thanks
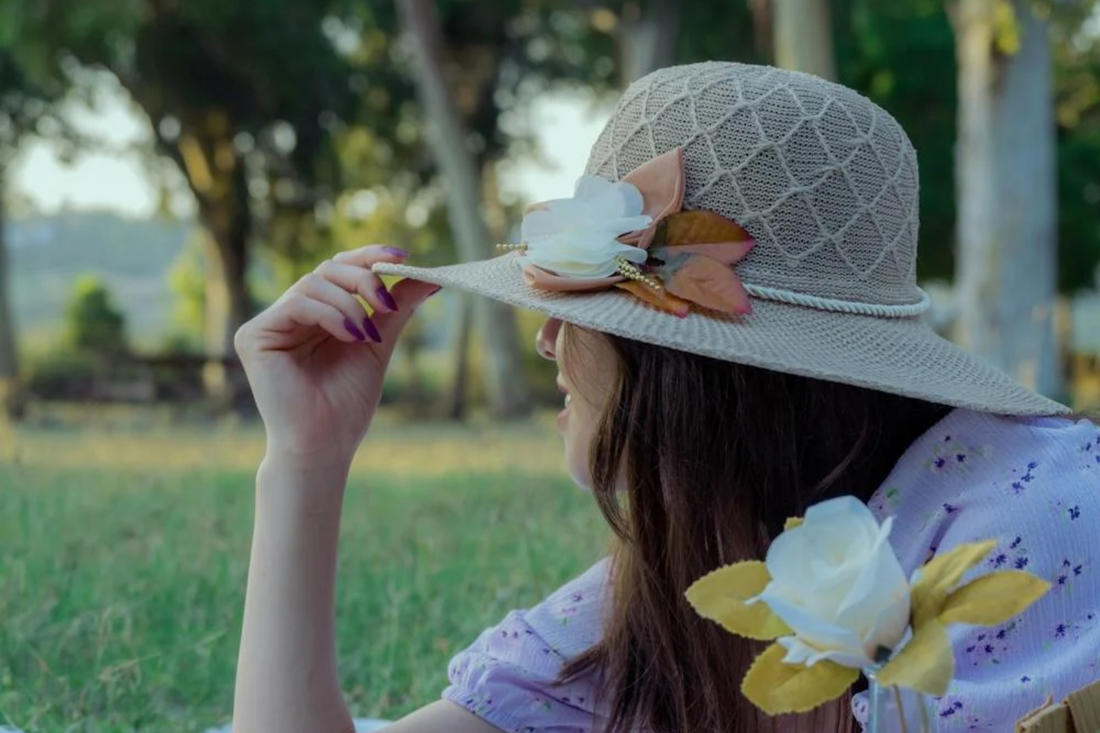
[0,413,609,733]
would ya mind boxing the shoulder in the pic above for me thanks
[864,409,1100,728]
[442,559,610,732]
[869,409,1100,569]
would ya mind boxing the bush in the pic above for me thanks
[26,349,102,400]
[166,235,206,347]
[64,274,129,358]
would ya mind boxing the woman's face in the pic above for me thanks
[536,318,616,490]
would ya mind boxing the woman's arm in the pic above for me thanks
[231,457,503,733]
[231,457,354,733]
[229,246,502,733]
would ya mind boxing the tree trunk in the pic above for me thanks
[992,0,1060,398]
[954,0,999,364]
[175,124,254,412]
[199,207,252,411]
[0,163,26,421]
[398,0,531,419]
[748,0,773,59]
[448,292,473,420]
[773,0,837,81]
[954,0,1063,398]
[619,0,682,84]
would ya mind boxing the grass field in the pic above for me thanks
[0,409,609,733]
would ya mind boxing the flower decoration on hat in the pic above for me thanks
[498,147,755,318]
[684,496,1050,720]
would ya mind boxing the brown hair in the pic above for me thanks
[560,326,952,733]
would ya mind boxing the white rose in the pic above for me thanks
[520,175,651,278]
[753,496,911,669]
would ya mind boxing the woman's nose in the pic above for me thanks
[535,318,562,361]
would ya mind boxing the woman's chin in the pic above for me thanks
[556,403,571,430]
[562,445,592,490]
[567,465,593,491]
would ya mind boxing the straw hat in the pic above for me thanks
[375,61,1067,416]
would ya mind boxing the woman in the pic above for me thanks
[230,63,1099,732]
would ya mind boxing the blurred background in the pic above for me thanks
[0,0,1098,731]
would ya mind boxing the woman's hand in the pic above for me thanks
[234,245,439,467]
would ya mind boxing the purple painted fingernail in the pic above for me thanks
[377,286,398,312]
[382,246,409,258]
[362,316,382,343]
[344,317,366,341]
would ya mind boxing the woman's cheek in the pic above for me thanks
[566,420,594,490]
[563,400,599,490]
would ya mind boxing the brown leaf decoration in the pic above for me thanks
[667,241,754,266]
[665,254,752,314]
[615,281,691,318]
[660,210,753,247]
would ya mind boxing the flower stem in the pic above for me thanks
[918,693,933,732]
[892,685,911,733]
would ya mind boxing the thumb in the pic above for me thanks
[372,278,443,343]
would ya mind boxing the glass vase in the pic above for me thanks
[863,668,936,733]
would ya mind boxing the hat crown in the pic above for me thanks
[585,62,923,311]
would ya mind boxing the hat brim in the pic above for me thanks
[375,254,1069,418]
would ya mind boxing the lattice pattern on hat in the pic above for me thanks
[585,62,923,307]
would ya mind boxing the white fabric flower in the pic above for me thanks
[520,175,651,278]
[752,496,911,670]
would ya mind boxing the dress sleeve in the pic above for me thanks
[442,560,609,733]
[857,412,1100,730]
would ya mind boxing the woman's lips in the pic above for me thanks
[556,377,571,424]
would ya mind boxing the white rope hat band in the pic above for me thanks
[744,283,931,317]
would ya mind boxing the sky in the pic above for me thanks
[11,75,613,219]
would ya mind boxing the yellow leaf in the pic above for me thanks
[876,620,954,697]
[784,516,804,532]
[741,643,860,715]
[614,281,691,318]
[910,540,996,627]
[939,570,1050,627]
[685,561,791,641]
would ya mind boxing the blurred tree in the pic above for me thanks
[0,50,76,421]
[165,234,208,352]
[953,0,1062,397]
[775,0,837,80]
[64,274,129,358]
[397,0,531,418]
[618,0,681,83]
[1051,0,1100,295]
[6,0,363,409]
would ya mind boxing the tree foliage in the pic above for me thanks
[64,274,129,357]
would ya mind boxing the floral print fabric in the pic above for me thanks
[444,410,1100,731]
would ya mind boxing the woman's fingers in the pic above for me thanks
[238,245,428,356]
[281,293,364,344]
[295,273,380,343]
[372,278,442,343]
[332,244,410,268]
[314,260,398,315]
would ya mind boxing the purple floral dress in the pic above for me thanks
[443,409,1100,731]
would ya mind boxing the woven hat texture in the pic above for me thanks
[584,62,922,311]
[376,62,1067,417]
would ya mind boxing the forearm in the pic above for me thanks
[232,456,355,733]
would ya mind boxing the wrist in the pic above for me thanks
[261,437,357,473]
[256,453,352,516]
